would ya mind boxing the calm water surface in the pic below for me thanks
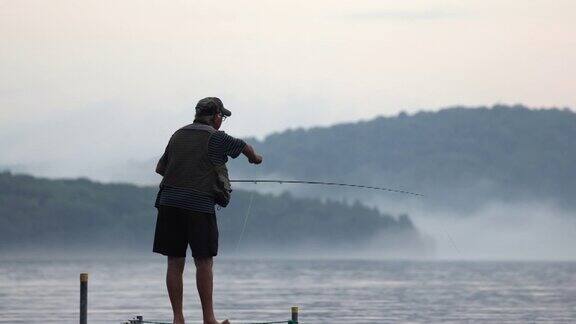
[0,256,575,323]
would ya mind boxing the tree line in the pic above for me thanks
[0,172,424,255]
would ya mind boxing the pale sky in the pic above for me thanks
[1,0,575,179]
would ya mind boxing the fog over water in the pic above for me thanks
[227,181,576,261]
[409,201,576,261]
[2,155,574,261]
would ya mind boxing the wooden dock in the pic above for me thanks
[79,273,299,324]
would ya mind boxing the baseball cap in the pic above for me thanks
[195,97,232,117]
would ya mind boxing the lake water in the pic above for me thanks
[0,256,575,323]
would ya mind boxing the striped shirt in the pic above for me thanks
[154,128,246,214]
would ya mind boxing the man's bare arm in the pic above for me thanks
[242,144,263,164]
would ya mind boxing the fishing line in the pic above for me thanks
[235,191,256,252]
[445,229,461,255]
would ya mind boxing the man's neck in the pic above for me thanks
[194,120,212,126]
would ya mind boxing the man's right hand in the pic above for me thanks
[242,144,263,165]
[249,154,263,164]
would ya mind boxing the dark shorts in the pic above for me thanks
[153,205,218,258]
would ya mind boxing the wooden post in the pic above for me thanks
[291,306,299,323]
[80,273,88,324]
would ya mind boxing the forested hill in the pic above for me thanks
[0,172,427,256]
[230,105,576,211]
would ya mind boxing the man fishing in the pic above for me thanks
[153,97,263,324]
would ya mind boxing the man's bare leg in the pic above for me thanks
[194,257,229,324]
[167,256,186,324]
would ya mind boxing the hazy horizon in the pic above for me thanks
[1,104,573,181]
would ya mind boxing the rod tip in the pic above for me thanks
[80,273,89,282]
[291,306,299,313]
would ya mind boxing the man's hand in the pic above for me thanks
[242,144,263,165]
[249,154,263,164]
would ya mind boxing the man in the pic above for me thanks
[153,97,262,324]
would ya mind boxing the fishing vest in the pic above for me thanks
[159,123,231,205]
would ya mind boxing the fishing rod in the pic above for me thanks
[231,178,424,251]
[230,179,424,197]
